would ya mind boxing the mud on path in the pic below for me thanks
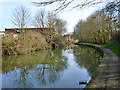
[87,47,120,88]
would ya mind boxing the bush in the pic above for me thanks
[2,31,50,55]
[53,35,68,48]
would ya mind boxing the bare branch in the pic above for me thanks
[31,0,112,12]
[55,0,74,14]
[32,0,62,6]
[11,5,31,29]
[32,10,48,28]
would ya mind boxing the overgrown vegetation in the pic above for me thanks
[53,35,68,48]
[2,31,50,55]
[73,1,120,56]
[2,30,69,55]
[73,1,119,45]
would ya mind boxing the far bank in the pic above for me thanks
[2,28,74,56]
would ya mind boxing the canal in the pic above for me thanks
[2,45,104,88]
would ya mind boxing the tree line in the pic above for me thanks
[11,5,67,36]
[73,1,120,45]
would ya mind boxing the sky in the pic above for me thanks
[0,0,107,33]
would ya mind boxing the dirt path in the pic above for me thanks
[87,47,120,88]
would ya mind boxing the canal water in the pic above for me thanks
[2,46,103,88]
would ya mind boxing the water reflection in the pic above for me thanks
[73,46,104,77]
[2,49,68,88]
[16,67,33,88]
[2,46,103,88]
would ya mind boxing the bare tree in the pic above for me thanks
[54,18,67,35]
[47,12,56,28]
[11,5,31,30]
[32,0,115,13]
[33,10,47,28]
[47,12,67,35]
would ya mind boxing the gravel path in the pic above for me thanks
[87,47,120,88]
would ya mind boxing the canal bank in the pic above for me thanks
[75,43,120,88]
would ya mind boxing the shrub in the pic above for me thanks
[53,35,68,48]
[2,31,50,55]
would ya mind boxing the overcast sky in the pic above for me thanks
[0,0,107,33]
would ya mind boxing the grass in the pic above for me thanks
[78,42,120,56]
[101,44,120,56]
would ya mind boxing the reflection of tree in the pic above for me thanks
[73,46,103,77]
[32,64,61,85]
[5,49,68,88]
[32,49,68,86]
[16,67,33,88]
[2,50,49,73]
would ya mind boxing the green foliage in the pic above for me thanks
[101,44,120,56]
[73,1,119,45]
[73,11,116,44]
[73,46,103,77]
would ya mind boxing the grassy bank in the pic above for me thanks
[77,42,120,56]
[100,44,120,56]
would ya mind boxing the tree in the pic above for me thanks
[32,0,116,13]
[33,10,47,28]
[73,8,119,44]
[101,1,120,45]
[11,5,31,31]
[47,12,56,28]
[33,10,67,35]
[54,18,67,35]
